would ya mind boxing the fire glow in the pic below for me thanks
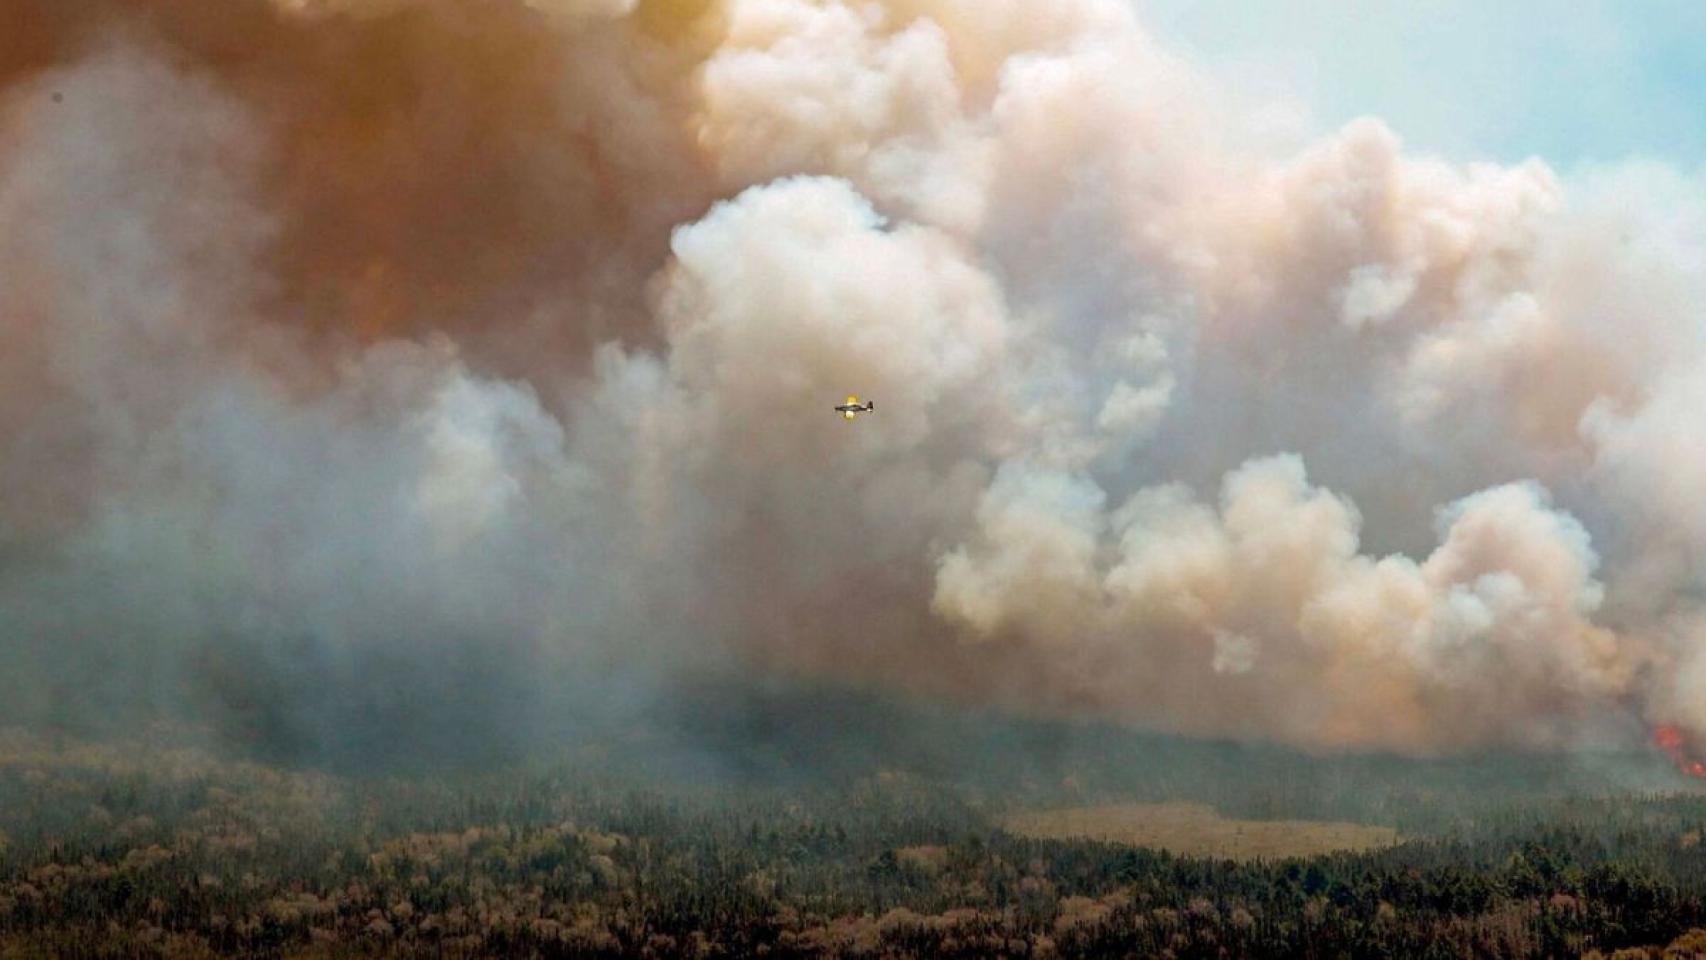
[1654,725,1706,779]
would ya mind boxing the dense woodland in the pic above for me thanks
[4,727,1706,958]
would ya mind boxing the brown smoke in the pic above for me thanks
[2,0,1704,759]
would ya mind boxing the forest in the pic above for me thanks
[4,723,1706,958]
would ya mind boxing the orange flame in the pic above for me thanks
[1654,725,1706,779]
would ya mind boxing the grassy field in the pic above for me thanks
[1001,801,1400,861]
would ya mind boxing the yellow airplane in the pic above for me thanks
[834,394,875,420]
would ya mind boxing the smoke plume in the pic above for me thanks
[3,0,1705,761]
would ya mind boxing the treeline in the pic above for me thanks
[3,731,1706,957]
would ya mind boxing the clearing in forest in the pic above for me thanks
[1000,802,1399,862]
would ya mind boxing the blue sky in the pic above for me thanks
[1135,0,1706,168]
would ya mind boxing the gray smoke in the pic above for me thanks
[2,0,1704,762]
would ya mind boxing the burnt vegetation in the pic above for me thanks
[3,727,1706,958]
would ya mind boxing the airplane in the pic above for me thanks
[834,395,875,420]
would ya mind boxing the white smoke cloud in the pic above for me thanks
[2,0,1705,759]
